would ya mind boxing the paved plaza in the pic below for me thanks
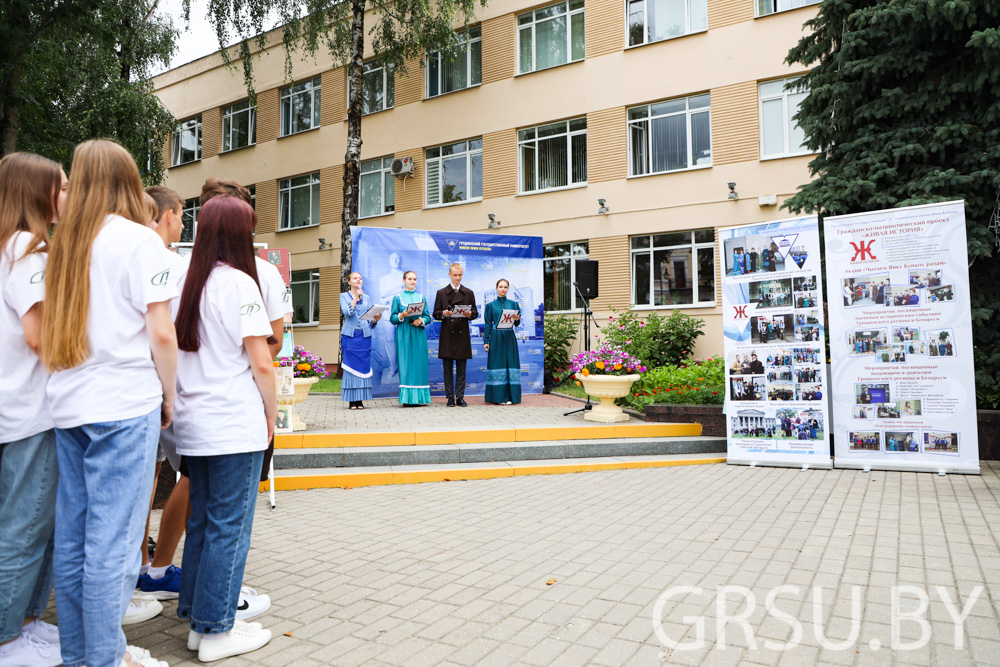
[119,460,1000,666]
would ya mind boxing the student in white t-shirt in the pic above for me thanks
[41,140,177,667]
[0,152,67,667]
[171,195,276,662]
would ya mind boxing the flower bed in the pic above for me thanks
[621,356,724,410]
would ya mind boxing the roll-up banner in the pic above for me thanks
[823,201,980,474]
[721,216,832,469]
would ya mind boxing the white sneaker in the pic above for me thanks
[22,619,59,647]
[197,624,271,662]
[235,586,271,621]
[117,651,168,667]
[0,632,61,667]
[187,620,262,651]
[123,593,163,625]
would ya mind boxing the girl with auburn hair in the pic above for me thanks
[0,152,67,667]
[171,195,275,662]
[42,139,177,667]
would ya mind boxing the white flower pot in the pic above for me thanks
[278,376,318,432]
[576,373,640,423]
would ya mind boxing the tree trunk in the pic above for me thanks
[340,0,365,296]
[0,4,30,158]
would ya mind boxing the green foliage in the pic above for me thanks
[601,308,705,369]
[784,0,1000,409]
[620,357,725,411]
[543,313,578,376]
[310,378,343,393]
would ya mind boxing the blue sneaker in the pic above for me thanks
[138,565,181,600]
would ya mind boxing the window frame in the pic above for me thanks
[755,0,820,19]
[356,60,395,116]
[171,116,202,167]
[280,77,322,137]
[359,156,395,220]
[278,172,321,231]
[290,269,320,327]
[630,230,716,309]
[424,138,483,208]
[425,26,483,99]
[516,0,586,75]
[543,241,590,312]
[758,76,811,160]
[518,117,588,195]
[625,0,708,48]
[221,100,257,153]
[627,93,712,178]
[180,198,200,242]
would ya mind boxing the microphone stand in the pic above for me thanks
[564,281,601,417]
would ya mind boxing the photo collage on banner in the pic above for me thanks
[350,227,545,398]
[824,201,980,473]
[721,216,832,469]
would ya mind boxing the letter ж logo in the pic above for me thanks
[733,305,748,319]
[151,269,170,286]
[849,240,877,262]
[242,302,262,316]
[30,271,44,284]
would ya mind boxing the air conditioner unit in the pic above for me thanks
[391,157,415,178]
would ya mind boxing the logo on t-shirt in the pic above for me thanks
[151,269,170,287]
[242,302,262,316]
[30,271,44,284]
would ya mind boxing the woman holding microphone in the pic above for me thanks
[340,272,381,409]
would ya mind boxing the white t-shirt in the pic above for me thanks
[171,264,273,455]
[46,215,178,428]
[0,232,53,442]
[161,246,188,295]
[256,257,292,321]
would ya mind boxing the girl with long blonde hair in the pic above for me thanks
[42,139,177,667]
[0,152,66,667]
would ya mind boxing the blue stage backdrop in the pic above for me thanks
[350,227,545,398]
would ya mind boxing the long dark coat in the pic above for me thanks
[432,284,478,359]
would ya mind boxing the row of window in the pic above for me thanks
[169,0,818,166]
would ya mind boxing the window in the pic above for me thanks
[181,198,199,242]
[426,27,482,98]
[248,184,256,210]
[360,157,395,219]
[631,230,715,307]
[280,77,321,136]
[544,242,589,311]
[222,100,256,152]
[519,118,587,193]
[629,94,711,176]
[757,0,819,18]
[171,117,201,166]
[290,269,320,325]
[627,0,706,46]
[279,173,321,230]
[425,139,482,207]
[760,78,809,159]
[518,0,585,74]
[361,61,394,115]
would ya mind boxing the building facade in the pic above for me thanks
[152,0,819,364]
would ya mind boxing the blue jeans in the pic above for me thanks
[178,450,264,634]
[53,410,159,667]
[0,429,57,643]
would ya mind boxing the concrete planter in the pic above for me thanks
[279,376,318,432]
[645,403,725,436]
[577,373,641,423]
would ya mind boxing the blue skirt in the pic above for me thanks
[341,331,373,403]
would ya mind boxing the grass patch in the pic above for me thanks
[552,378,590,400]
[310,378,342,393]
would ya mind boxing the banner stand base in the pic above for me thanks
[834,460,980,475]
[728,457,833,470]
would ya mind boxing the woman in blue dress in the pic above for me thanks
[483,279,522,405]
[390,271,432,406]
[733,250,742,276]
[340,272,381,409]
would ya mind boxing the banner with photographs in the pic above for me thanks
[721,216,832,469]
[824,201,980,474]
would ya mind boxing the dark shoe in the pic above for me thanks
[447,398,456,407]
[457,399,468,407]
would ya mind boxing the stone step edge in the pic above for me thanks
[259,454,726,491]
[274,423,703,449]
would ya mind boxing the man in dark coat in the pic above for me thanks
[749,353,764,375]
[433,263,478,406]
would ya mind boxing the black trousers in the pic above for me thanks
[442,358,467,399]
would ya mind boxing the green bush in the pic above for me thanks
[620,356,725,410]
[543,313,578,376]
[601,308,705,369]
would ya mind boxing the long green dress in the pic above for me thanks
[390,290,432,405]
[483,297,522,404]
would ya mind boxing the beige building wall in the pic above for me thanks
[153,0,820,366]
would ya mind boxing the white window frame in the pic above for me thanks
[626,0,707,47]
[518,117,588,194]
[359,156,395,219]
[543,241,590,312]
[759,77,811,160]
[357,61,394,116]
[425,26,482,98]
[278,172,321,231]
[425,139,483,208]
[171,117,202,167]
[181,198,199,242]
[756,0,820,18]
[630,230,716,309]
[280,77,322,137]
[221,100,256,152]
[627,94,712,177]
[517,0,586,75]
[290,269,320,326]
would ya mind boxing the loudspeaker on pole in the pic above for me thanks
[575,259,599,299]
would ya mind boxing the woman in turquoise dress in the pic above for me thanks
[390,271,432,406]
[483,279,522,405]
